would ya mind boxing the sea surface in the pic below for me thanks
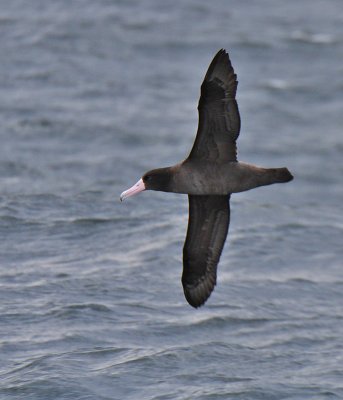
[1,1,343,399]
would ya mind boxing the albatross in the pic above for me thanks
[120,49,293,308]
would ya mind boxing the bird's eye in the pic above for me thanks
[144,175,151,182]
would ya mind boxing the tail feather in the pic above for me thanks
[273,167,293,183]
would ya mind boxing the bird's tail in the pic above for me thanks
[271,167,293,183]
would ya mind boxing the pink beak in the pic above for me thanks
[120,178,146,201]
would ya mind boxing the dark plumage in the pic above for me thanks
[120,49,293,308]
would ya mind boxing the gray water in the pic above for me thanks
[1,1,343,399]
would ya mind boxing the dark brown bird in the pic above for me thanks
[120,49,293,308]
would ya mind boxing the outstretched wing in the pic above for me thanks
[188,49,241,162]
[182,195,230,308]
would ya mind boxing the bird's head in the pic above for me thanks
[120,167,172,201]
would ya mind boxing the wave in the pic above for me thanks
[289,30,338,45]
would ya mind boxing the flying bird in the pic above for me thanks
[120,49,293,308]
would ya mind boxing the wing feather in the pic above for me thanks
[182,195,230,308]
[188,49,241,162]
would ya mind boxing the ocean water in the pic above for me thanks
[1,0,343,399]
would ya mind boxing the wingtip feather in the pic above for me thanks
[202,48,238,98]
[183,273,217,308]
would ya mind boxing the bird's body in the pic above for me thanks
[120,49,293,308]
[150,160,291,195]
